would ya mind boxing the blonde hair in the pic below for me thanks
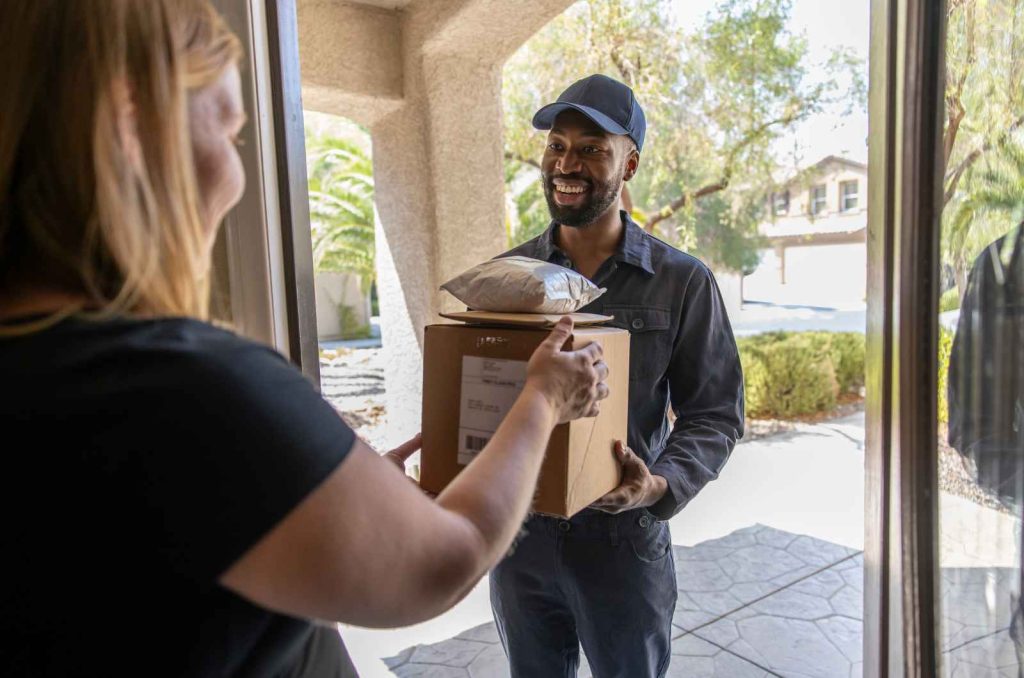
[0,0,242,328]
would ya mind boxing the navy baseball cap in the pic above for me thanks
[532,74,646,152]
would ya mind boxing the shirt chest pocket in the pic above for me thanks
[604,305,672,382]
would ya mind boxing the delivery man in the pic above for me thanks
[492,74,745,677]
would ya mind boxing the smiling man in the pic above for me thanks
[491,74,745,677]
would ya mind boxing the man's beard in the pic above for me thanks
[542,172,623,228]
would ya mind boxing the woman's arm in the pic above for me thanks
[220,317,608,627]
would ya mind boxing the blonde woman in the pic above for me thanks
[0,1,609,676]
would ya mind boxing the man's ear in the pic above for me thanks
[623,145,640,182]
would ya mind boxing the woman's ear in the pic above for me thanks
[110,78,142,171]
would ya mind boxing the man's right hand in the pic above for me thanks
[525,316,609,423]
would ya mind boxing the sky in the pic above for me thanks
[672,0,871,166]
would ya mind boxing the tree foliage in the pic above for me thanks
[946,132,1024,285]
[941,0,1024,293]
[305,130,376,290]
[502,0,865,269]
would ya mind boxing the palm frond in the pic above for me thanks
[305,130,376,286]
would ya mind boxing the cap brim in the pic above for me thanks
[532,102,630,137]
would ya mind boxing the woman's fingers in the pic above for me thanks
[526,332,610,424]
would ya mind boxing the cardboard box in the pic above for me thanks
[420,321,630,518]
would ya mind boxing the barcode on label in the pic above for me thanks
[465,434,490,452]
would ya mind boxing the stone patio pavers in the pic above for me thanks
[455,624,501,644]
[383,525,1020,677]
[672,525,858,633]
[945,629,1019,677]
[406,639,489,667]
[688,554,863,678]
[940,567,1019,649]
[668,634,776,677]
[386,525,855,677]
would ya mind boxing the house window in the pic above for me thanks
[840,180,859,211]
[772,190,790,215]
[810,184,827,216]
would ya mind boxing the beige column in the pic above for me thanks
[299,0,574,446]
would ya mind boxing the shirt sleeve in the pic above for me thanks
[647,266,745,520]
[947,240,1024,507]
[105,330,357,583]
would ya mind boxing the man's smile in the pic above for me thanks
[552,177,590,206]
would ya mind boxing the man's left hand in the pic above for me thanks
[590,441,668,514]
[383,433,422,473]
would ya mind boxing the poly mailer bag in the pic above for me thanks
[440,256,606,314]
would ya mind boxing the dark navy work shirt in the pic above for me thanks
[504,211,745,519]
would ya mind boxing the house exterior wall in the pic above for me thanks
[314,272,370,340]
[746,158,869,309]
[763,158,869,241]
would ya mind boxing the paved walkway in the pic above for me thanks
[319,367,1020,677]
[381,524,1019,677]
[731,301,866,337]
[383,525,863,677]
[320,317,382,350]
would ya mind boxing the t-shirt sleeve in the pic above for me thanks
[106,329,358,583]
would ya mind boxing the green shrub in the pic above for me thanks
[739,329,955,422]
[824,332,866,394]
[769,332,864,392]
[940,287,961,313]
[937,327,954,424]
[739,333,840,418]
[338,304,371,340]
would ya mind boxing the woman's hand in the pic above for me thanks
[525,316,610,424]
[221,319,610,628]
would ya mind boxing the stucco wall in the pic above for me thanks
[298,0,574,445]
[314,271,370,340]
[297,0,403,125]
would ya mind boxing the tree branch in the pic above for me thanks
[642,113,801,232]
[947,0,970,17]
[944,96,966,167]
[504,151,541,170]
[609,46,636,88]
[944,114,1024,205]
[943,3,975,167]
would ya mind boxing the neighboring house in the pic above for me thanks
[745,156,868,307]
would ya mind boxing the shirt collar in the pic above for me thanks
[619,211,655,275]
[536,210,654,276]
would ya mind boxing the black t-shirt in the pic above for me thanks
[0,315,356,677]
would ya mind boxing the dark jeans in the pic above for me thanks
[490,509,678,678]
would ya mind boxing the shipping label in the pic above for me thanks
[457,355,529,465]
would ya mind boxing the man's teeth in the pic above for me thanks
[555,184,587,194]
